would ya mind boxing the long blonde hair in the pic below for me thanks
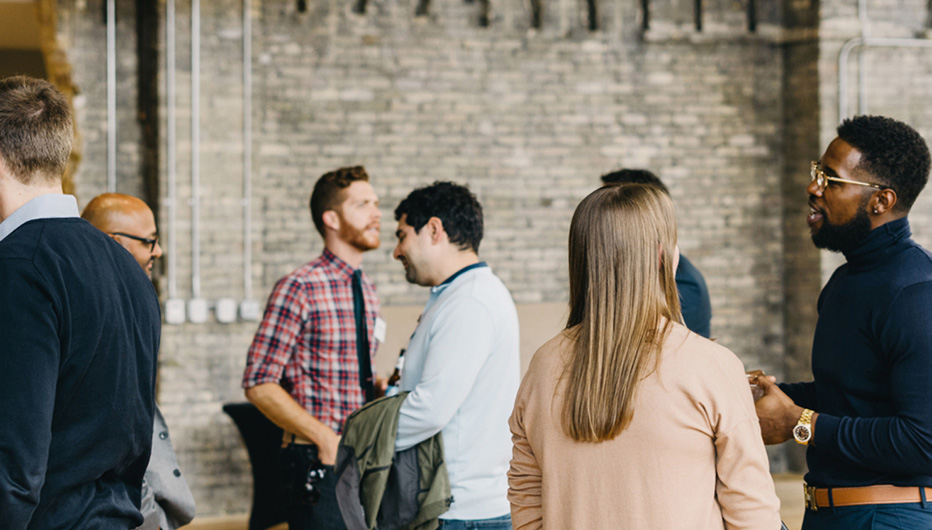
[563,184,682,442]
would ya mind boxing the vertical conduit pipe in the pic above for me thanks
[838,38,861,122]
[242,0,253,302]
[838,37,932,123]
[106,0,116,192]
[857,0,868,115]
[167,0,178,299]
[191,0,202,299]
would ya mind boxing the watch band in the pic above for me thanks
[793,408,814,445]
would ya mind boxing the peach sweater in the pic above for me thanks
[508,322,781,530]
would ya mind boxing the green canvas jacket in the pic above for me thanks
[335,392,451,530]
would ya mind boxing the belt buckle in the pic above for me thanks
[804,483,818,511]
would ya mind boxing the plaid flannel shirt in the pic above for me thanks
[243,249,380,434]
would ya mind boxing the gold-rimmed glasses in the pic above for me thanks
[810,161,885,193]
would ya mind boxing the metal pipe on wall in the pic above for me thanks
[167,0,178,301]
[191,0,202,300]
[857,0,868,115]
[243,0,253,302]
[838,37,932,123]
[106,0,116,192]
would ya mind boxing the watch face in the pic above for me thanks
[794,424,812,442]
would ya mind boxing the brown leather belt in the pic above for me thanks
[804,483,932,511]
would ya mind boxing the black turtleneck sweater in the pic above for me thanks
[781,217,932,488]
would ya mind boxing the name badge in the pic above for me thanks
[374,317,387,343]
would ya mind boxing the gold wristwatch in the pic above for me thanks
[793,408,814,445]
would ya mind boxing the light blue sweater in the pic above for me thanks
[396,264,520,520]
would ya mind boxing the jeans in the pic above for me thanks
[802,503,932,529]
[279,443,346,530]
[436,514,513,529]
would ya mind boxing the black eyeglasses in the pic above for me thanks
[111,232,159,252]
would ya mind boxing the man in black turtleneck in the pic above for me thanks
[753,115,932,530]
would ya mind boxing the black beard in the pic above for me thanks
[811,199,873,253]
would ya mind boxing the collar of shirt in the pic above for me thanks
[843,217,911,270]
[0,193,80,243]
[321,247,365,280]
[430,261,488,295]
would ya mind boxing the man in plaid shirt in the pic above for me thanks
[243,166,384,530]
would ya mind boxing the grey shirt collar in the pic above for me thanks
[0,194,80,243]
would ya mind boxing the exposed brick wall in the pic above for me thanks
[58,0,145,203]
[51,0,932,516]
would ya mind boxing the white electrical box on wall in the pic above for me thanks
[165,299,186,325]
[215,298,237,323]
[187,298,209,324]
[239,299,261,321]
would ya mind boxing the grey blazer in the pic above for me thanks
[135,407,197,530]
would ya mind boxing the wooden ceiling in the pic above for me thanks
[0,1,41,51]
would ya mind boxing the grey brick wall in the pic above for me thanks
[51,0,932,517]
[59,0,145,201]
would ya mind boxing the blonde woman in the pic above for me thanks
[508,184,781,529]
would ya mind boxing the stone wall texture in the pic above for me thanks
[49,0,932,516]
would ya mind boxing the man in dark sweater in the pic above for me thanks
[600,169,712,337]
[0,76,161,529]
[754,116,932,529]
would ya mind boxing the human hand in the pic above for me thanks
[375,376,388,398]
[745,370,775,401]
[746,369,776,384]
[317,431,341,466]
[753,375,803,445]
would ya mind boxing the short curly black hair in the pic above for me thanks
[837,115,931,212]
[599,168,670,196]
[394,181,483,253]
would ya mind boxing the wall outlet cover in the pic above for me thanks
[188,298,209,324]
[165,299,186,325]
[239,299,261,321]
[215,298,237,323]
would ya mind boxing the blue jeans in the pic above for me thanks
[437,514,513,529]
[802,503,932,529]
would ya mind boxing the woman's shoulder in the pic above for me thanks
[527,329,573,375]
[515,329,575,401]
[661,322,746,377]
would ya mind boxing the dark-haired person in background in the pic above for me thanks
[391,182,520,529]
[243,166,384,529]
[0,76,160,529]
[600,169,712,338]
[753,115,932,529]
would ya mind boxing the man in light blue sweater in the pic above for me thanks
[391,181,520,530]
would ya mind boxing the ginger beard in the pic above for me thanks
[338,214,381,252]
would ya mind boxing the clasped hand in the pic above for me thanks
[746,371,803,445]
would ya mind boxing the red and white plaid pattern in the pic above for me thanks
[243,249,380,434]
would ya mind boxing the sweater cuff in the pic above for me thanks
[779,381,816,410]
[812,412,839,449]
